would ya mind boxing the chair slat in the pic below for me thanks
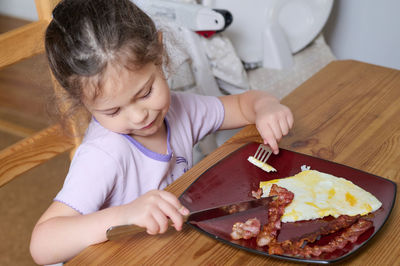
[0,124,74,187]
[35,0,59,21]
[0,21,47,68]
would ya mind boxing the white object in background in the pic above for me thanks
[248,34,335,100]
[200,35,250,94]
[133,0,226,31]
[134,0,222,96]
[160,21,221,96]
[206,0,333,70]
[275,0,333,53]
[180,27,221,96]
[262,18,293,69]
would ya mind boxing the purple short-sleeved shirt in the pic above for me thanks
[55,92,224,214]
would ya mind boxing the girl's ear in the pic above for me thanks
[156,31,165,67]
[157,31,163,45]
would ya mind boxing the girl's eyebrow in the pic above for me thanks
[95,73,155,112]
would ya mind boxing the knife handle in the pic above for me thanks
[106,224,146,241]
[106,215,189,241]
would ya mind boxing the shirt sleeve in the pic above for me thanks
[54,144,122,214]
[174,92,225,143]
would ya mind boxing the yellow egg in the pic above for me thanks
[248,156,276,172]
[259,170,382,222]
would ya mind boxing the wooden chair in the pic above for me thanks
[0,0,80,187]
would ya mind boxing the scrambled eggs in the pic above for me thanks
[260,170,382,223]
[248,156,277,172]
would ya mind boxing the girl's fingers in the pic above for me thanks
[266,138,279,155]
[178,205,189,216]
[159,191,189,215]
[279,116,290,136]
[146,213,161,235]
[157,198,184,231]
[285,108,294,129]
[268,119,283,145]
[258,124,279,154]
[258,108,293,154]
[151,208,168,234]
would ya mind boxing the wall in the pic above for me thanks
[0,0,38,21]
[324,0,400,70]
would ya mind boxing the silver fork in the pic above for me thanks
[253,144,272,163]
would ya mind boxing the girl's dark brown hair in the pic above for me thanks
[45,0,167,133]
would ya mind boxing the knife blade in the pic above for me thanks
[106,196,274,241]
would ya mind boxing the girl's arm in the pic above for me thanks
[30,190,188,265]
[219,90,293,154]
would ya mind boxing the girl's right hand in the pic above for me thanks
[123,190,189,234]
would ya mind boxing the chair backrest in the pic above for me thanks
[0,0,56,67]
[0,0,81,187]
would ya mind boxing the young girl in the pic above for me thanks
[30,0,293,264]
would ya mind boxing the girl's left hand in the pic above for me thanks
[254,99,293,154]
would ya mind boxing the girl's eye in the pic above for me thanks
[142,87,152,98]
[107,108,120,117]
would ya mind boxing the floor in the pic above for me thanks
[0,13,335,265]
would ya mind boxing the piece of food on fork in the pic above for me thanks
[248,144,277,172]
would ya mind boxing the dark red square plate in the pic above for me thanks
[179,142,397,264]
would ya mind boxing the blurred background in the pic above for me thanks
[1,0,399,70]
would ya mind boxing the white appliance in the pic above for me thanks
[133,0,231,33]
[203,0,333,69]
[133,0,234,96]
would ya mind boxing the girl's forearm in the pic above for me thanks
[219,90,279,130]
[30,204,125,265]
[239,90,279,123]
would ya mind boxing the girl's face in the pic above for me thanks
[84,62,170,138]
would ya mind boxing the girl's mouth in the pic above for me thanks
[141,119,155,130]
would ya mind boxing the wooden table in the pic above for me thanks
[67,60,399,265]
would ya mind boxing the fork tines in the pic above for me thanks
[254,144,272,164]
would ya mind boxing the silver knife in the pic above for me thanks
[106,196,274,241]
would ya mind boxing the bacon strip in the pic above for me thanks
[256,185,294,247]
[251,188,263,199]
[268,218,373,257]
[231,184,374,259]
[230,218,261,240]
[291,215,361,247]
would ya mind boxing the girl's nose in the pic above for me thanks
[128,104,148,124]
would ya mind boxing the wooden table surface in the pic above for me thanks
[67,60,399,265]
